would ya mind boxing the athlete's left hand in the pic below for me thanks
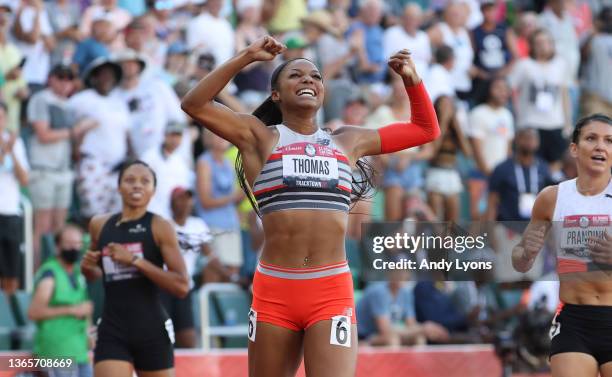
[588,232,612,264]
[108,242,133,266]
[388,49,420,86]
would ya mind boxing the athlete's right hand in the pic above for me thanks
[82,250,101,270]
[244,36,286,62]
[522,225,546,261]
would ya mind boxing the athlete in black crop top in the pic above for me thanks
[81,161,188,377]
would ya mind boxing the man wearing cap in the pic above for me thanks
[27,65,98,268]
[69,57,130,223]
[112,49,189,161]
[142,121,192,220]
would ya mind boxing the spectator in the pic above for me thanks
[383,3,432,78]
[118,0,146,17]
[70,57,129,222]
[467,77,514,220]
[160,187,226,348]
[538,0,580,122]
[415,279,470,336]
[508,28,571,180]
[12,0,56,92]
[366,73,434,222]
[424,45,455,102]
[79,0,132,45]
[0,101,29,295]
[27,65,97,268]
[357,267,450,346]
[425,96,471,222]
[346,0,386,84]
[46,0,81,67]
[158,41,191,87]
[146,0,182,44]
[263,0,308,34]
[134,14,168,72]
[0,3,28,133]
[428,1,474,100]
[281,33,309,61]
[72,18,113,75]
[485,128,553,222]
[538,0,580,90]
[186,0,235,67]
[143,121,192,220]
[514,11,539,58]
[301,9,358,121]
[234,0,270,108]
[470,0,517,104]
[580,7,612,117]
[566,0,594,40]
[112,49,188,161]
[29,224,93,377]
[195,130,244,281]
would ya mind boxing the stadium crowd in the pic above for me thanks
[0,0,610,370]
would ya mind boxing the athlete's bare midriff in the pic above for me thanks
[560,279,612,306]
[260,210,348,267]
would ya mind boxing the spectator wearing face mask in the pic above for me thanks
[29,224,94,377]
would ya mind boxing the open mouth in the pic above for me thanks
[591,155,607,163]
[130,192,144,200]
[296,88,316,97]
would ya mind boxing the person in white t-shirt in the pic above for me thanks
[467,76,514,220]
[508,28,571,181]
[0,102,29,295]
[143,121,193,220]
[69,57,130,222]
[160,186,230,348]
[186,0,235,66]
[424,44,455,103]
[383,3,431,79]
[12,0,55,90]
[113,49,190,162]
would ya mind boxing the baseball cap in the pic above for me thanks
[165,121,186,134]
[171,187,193,201]
[284,35,309,50]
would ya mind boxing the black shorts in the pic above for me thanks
[94,318,175,371]
[550,304,612,365]
[0,215,22,278]
[537,128,568,163]
[160,289,194,332]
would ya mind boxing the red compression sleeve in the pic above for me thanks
[377,81,440,154]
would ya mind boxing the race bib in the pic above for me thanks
[559,215,611,261]
[281,143,339,189]
[535,91,554,113]
[518,193,537,219]
[248,308,257,342]
[102,242,144,282]
[330,315,351,348]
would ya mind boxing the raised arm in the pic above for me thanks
[180,37,283,150]
[336,50,440,161]
[511,186,556,272]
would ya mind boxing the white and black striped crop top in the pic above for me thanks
[253,124,353,214]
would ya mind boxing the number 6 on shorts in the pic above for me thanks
[330,315,351,347]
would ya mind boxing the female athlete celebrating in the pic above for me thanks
[81,161,189,377]
[181,36,439,377]
[513,114,612,377]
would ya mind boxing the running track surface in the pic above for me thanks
[0,346,552,377]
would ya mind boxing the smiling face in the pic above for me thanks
[119,163,156,208]
[271,59,324,112]
[570,121,612,176]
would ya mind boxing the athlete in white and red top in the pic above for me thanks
[512,114,612,377]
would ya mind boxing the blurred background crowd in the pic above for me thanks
[0,0,610,372]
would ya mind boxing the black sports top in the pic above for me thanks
[97,212,167,334]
